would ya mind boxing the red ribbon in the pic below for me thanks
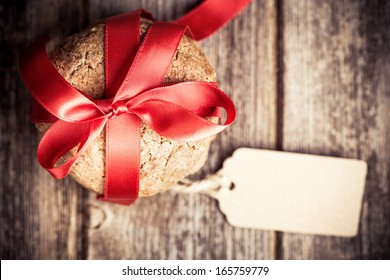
[174,0,253,40]
[19,0,251,205]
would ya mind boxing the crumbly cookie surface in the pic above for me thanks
[36,19,217,197]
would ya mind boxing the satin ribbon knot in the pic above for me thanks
[96,99,129,119]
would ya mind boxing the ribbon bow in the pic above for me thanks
[20,0,252,205]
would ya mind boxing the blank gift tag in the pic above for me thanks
[210,148,367,237]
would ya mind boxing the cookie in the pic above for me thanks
[36,19,217,197]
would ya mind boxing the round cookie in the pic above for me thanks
[36,19,217,197]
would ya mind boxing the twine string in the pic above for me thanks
[172,172,234,194]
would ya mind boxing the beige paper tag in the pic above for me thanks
[210,148,367,237]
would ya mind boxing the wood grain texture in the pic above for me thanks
[85,0,278,260]
[279,0,390,259]
[0,0,89,259]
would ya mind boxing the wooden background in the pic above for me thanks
[1,0,389,259]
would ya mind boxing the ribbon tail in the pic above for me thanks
[38,119,106,179]
[98,114,141,205]
[173,0,252,40]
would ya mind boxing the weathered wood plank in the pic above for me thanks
[0,0,88,259]
[280,0,390,259]
[86,0,278,260]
